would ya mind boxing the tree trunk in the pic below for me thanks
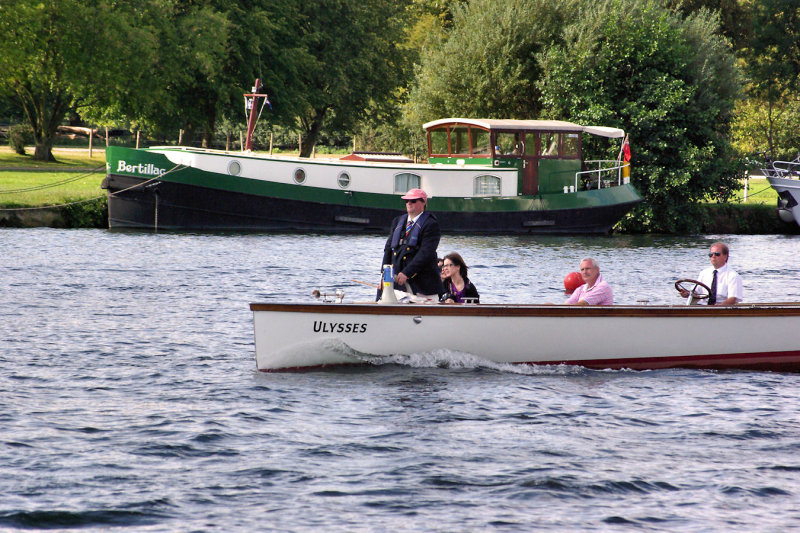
[34,141,57,162]
[299,109,327,158]
[32,121,58,162]
[201,98,217,149]
[23,87,68,162]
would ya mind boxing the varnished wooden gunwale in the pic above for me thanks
[250,302,800,318]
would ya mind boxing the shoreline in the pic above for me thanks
[1,201,797,234]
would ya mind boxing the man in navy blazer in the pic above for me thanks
[380,188,445,298]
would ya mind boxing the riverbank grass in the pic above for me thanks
[0,147,106,207]
[733,177,778,205]
[0,170,106,207]
[0,146,107,168]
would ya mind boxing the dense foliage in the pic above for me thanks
[0,0,158,161]
[404,0,578,126]
[732,96,800,162]
[0,0,797,232]
[738,0,800,159]
[537,0,742,232]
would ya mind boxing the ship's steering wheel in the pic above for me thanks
[674,279,711,305]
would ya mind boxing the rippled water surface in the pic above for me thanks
[2,229,800,531]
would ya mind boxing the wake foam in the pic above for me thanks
[357,349,586,375]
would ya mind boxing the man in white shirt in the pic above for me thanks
[681,242,743,305]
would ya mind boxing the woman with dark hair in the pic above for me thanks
[440,252,480,304]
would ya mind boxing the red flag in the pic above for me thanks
[622,137,631,162]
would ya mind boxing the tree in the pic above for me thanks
[281,0,411,157]
[0,1,159,161]
[664,0,751,51]
[538,0,742,233]
[403,0,578,127]
[739,0,800,157]
[79,0,233,147]
[732,96,800,161]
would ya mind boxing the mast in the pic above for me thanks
[243,79,270,151]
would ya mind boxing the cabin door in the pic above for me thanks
[521,133,538,195]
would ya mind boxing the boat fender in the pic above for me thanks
[564,271,583,294]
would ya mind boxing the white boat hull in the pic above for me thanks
[251,303,800,372]
[767,175,800,225]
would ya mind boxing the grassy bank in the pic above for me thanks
[0,146,107,168]
[0,147,107,227]
[0,169,106,207]
[0,147,106,207]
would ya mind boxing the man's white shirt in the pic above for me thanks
[698,263,743,303]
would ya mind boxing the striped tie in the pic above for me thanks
[404,219,414,238]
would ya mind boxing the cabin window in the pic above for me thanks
[471,129,491,155]
[563,133,580,158]
[541,132,559,157]
[495,132,522,156]
[293,168,306,184]
[228,160,241,176]
[474,175,501,196]
[394,172,421,193]
[451,126,470,156]
[524,134,536,156]
[337,172,351,188]
[429,128,448,155]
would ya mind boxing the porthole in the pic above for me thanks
[338,172,351,189]
[228,160,241,176]
[293,168,306,184]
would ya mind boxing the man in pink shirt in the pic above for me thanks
[564,258,614,305]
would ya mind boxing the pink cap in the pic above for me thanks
[401,188,428,201]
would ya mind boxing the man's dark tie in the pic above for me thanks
[708,269,717,305]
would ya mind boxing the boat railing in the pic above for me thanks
[575,160,626,191]
[763,158,800,179]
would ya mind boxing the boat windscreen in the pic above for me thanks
[451,126,470,155]
[471,129,491,155]
[430,128,448,154]
[563,133,580,158]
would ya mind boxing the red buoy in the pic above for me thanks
[564,271,583,294]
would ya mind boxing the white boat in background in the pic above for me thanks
[762,154,800,226]
[250,302,800,373]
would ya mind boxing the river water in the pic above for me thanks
[2,229,800,531]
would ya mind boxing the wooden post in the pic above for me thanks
[298,134,302,156]
[239,131,243,151]
[225,133,230,151]
[269,132,273,155]
[89,129,93,157]
[312,144,316,158]
[105,126,109,147]
[179,129,183,145]
[136,130,140,149]
[743,171,749,203]
[353,136,356,152]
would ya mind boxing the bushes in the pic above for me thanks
[700,203,800,234]
[0,199,108,228]
[59,198,108,228]
[7,123,33,154]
